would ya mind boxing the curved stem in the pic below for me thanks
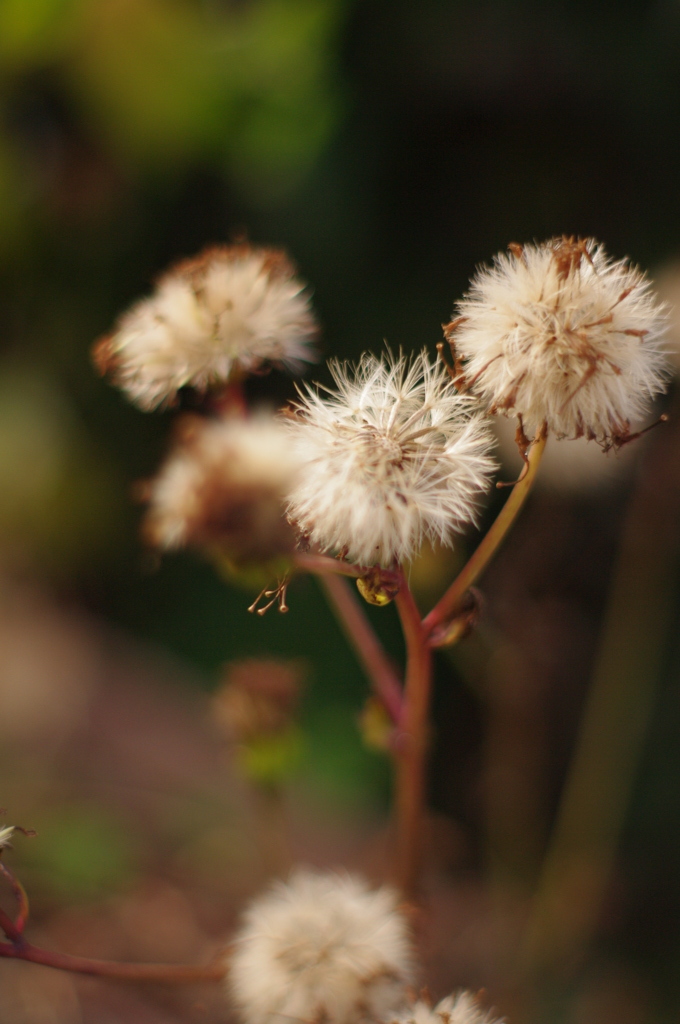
[423,426,547,635]
[294,552,402,589]
[294,553,365,578]
[318,574,404,724]
[394,579,432,895]
[0,939,226,984]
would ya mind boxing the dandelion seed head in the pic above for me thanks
[143,413,299,564]
[0,825,14,850]
[390,992,503,1024]
[285,350,496,567]
[451,238,668,442]
[94,245,317,410]
[228,869,415,1024]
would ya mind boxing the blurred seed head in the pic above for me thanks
[141,412,299,567]
[391,992,503,1024]
[228,868,415,1024]
[93,244,318,410]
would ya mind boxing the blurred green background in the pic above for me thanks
[1,1,680,1022]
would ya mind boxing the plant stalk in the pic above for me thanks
[423,426,547,636]
[0,939,226,983]
[318,574,403,723]
[394,579,432,895]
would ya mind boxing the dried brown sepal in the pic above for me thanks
[91,333,118,377]
[604,412,669,452]
[441,320,468,389]
[169,243,298,289]
[429,587,482,647]
[550,235,595,279]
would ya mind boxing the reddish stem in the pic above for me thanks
[0,939,226,984]
[394,580,432,895]
[318,574,404,723]
[294,552,401,590]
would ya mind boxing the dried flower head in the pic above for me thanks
[449,237,668,443]
[391,992,503,1024]
[142,413,299,566]
[94,245,317,410]
[285,350,496,568]
[228,869,415,1024]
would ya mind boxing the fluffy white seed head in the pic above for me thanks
[228,869,415,1024]
[451,238,668,442]
[143,413,299,564]
[390,992,503,1024]
[94,245,317,410]
[0,825,14,850]
[285,350,496,568]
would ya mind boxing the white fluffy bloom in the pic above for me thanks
[0,825,14,850]
[450,238,668,442]
[285,350,496,568]
[94,245,317,410]
[143,413,299,564]
[228,869,415,1024]
[390,992,503,1024]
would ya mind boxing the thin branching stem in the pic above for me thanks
[0,939,226,983]
[423,426,547,636]
[318,574,404,724]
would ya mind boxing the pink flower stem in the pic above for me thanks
[0,862,29,934]
[294,552,403,587]
[394,577,432,896]
[0,938,226,983]
[423,426,547,637]
[317,574,404,724]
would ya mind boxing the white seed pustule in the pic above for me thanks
[285,349,496,567]
[450,237,668,443]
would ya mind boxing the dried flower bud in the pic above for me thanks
[142,413,299,569]
[94,244,317,410]
[228,869,415,1024]
[213,659,304,744]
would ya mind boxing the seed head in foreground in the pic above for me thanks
[285,350,496,568]
[228,869,415,1024]
[390,992,503,1024]
[142,413,299,566]
[449,238,668,443]
[93,245,317,410]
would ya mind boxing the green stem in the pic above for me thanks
[423,426,547,636]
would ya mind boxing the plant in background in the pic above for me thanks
[0,237,668,1024]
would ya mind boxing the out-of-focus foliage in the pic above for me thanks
[0,0,344,208]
